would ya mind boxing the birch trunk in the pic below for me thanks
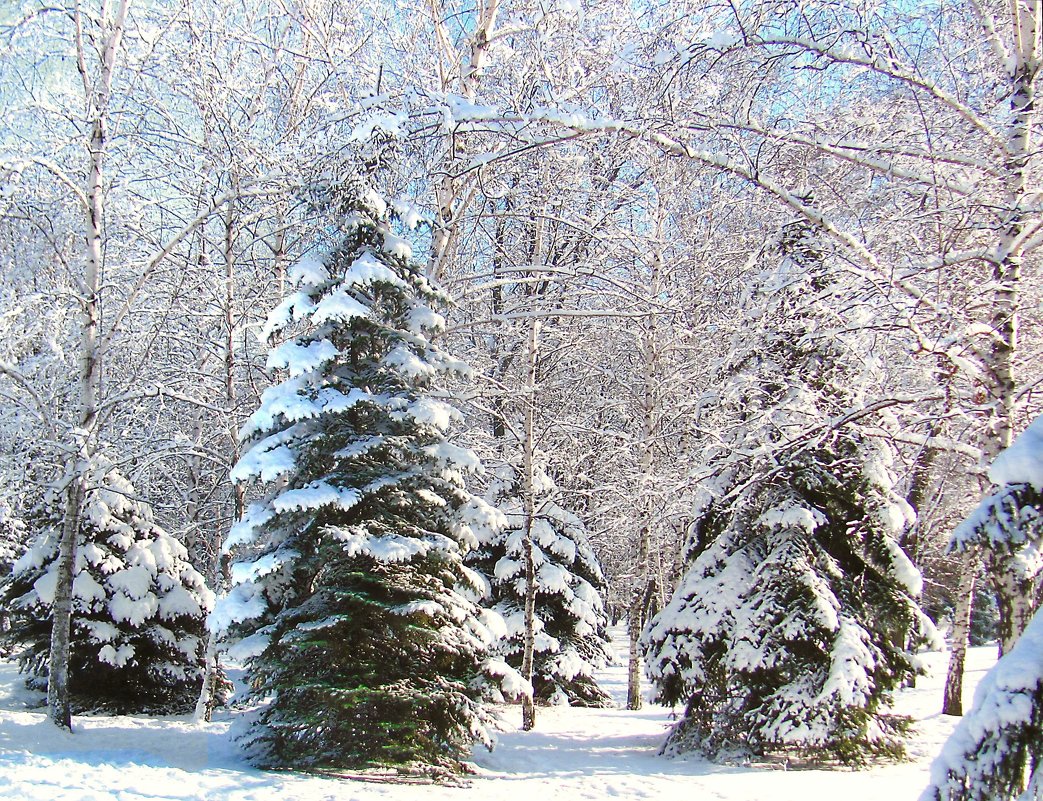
[626,251,662,711]
[196,198,244,721]
[48,468,87,731]
[426,0,500,280]
[979,1,1040,652]
[625,524,650,711]
[942,556,978,716]
[48,0,131,731]
[520,318,539,731]
[222,200,246,523]
[489,210,509,441]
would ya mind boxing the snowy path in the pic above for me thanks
[0,631,995,801]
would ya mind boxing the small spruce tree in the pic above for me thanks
[1,469,212,713]
[217,183,517,774]
[469,461,613,707]
[643,210,936,763]
[923,415,1043,801]
[921,606,1043,801]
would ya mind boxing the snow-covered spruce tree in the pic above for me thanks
[469,461,612,707]
[216,186,519,774]
[0,469,212,713]
[922,416,1043,801]
[0,503,27,645]
[0,502,26,591]
[643,211,936,764]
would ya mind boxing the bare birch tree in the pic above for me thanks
[46,0,132,732]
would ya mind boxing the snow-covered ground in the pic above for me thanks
[0,630,996,801]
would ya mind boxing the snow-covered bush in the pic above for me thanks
[469,462,612,707]
[643,212,936,763]
[217,183,521,774]
[1,470,212,713]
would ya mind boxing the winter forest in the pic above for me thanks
[0,0,1042,799]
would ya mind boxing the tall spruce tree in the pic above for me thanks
[216,183,517,774]
[469,461,613,707]
[1,468,212,713]
[643,210,937,764]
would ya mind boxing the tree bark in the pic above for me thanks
[48,470,86,731]
[520,318,540,731]
[942,555,978,716]
[626,249,662,711]
[625,532,649,712]
[196,198,244,722]
[222,199,246,524]
[426,0,499,280]
[48,0,131,731]
[977,1,1040,654]
[992,567,1037,657]
[489,209,510,442]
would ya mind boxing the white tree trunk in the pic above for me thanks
[426,0,500,280]
[625,533,649,712]
[48,0,131,731]
[980,0,1040,652]
[942,555,978,716]
[196,198,245,722]
[48,467,87,731]
[222,199,246,523]
[520,317,540,731]
[627,250,662,711]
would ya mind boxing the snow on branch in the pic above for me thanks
[729,30,1002,150]
[0,359,56,436]
[101,182,290,352]
[99,384,232,415]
